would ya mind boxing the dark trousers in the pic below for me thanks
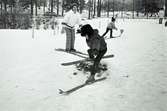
[88,49,107,76]
[165,21,167,27]
[102,28,113,38]
[159,18,163,24]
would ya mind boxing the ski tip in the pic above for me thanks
[61,63,67,66]
[59,89,69,95]
[58,89,69,95]
[58,89,64,94]
[111,54,114,57]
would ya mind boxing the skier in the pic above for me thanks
[80,24,107,83]
[102,17,118,38]
[62,3,82,52]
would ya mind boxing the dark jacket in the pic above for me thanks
[86,29,107,51]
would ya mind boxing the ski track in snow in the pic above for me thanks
[0,19,167,111]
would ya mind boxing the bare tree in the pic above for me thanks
[51,0,53,13]
[31,0,34,15]
[107,0,109,17]
[165,0,167,17]
[43,0,46,14]
[35,0,38,16]
[112,0,114,17]
[0,1,2,15]
[97,0,101,17]
[88,0,91,19]
[93,0,96,17]
[132,0,135,18]
[61,0,64,16]
[57,0,59,16]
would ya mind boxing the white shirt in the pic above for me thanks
[63,10,81,28]
[159,10,164,18]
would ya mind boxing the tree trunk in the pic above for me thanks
[93,0,96,17]
[97,0,99,17]
[99,0,101,17]
[1,2,2,15]
[62,0,64,16]
[91,0,93,17]
[88,0,91,19]
[4,1,7,29]
[4,2,7,13]
[107,0,109,17]
[113,0,114,17]
[11,6,12,14]
[97,0,101,17]
[51,0,53,13]
[79,0,82,13]
[35,0,38,16]
[121,0,124,18]
[57,0,59,16]
[43,2,46,14]
[146,0,148,19]
[31,0,34,15]
[132,0,134,19]
[165,0,167,17]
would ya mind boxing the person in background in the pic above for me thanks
[62,3,82,52]
[102,17,118,38]
[158,8,164,24]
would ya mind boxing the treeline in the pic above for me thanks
[0,0,86,29]
[0,0,166,17]
[0,0,166,29]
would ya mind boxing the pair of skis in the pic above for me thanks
[55,48,114,66]
[55,48,113,95]
[59,77,107,95]
[55,48,88,59]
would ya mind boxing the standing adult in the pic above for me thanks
[62,3,82,52]
[159,8,164,24]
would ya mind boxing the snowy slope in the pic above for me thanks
[0,19,167,111]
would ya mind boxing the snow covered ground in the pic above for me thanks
[0,18,167,111]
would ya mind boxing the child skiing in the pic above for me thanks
[102,17,118,38]
[80,24,107,83]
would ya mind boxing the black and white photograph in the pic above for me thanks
[0,0,167,111]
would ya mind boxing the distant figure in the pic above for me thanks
[80,24,107,83]
[102,17,118,38]
[158,8,164,24]
[62,3,82,52]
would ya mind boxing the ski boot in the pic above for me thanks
[86,75,95,84]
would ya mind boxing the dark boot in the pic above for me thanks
[87,49,94,60]
[165,21,167,27]
[70,49,76,52]
[86,75,95,84]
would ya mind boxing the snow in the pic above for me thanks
[0,18,167,111]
